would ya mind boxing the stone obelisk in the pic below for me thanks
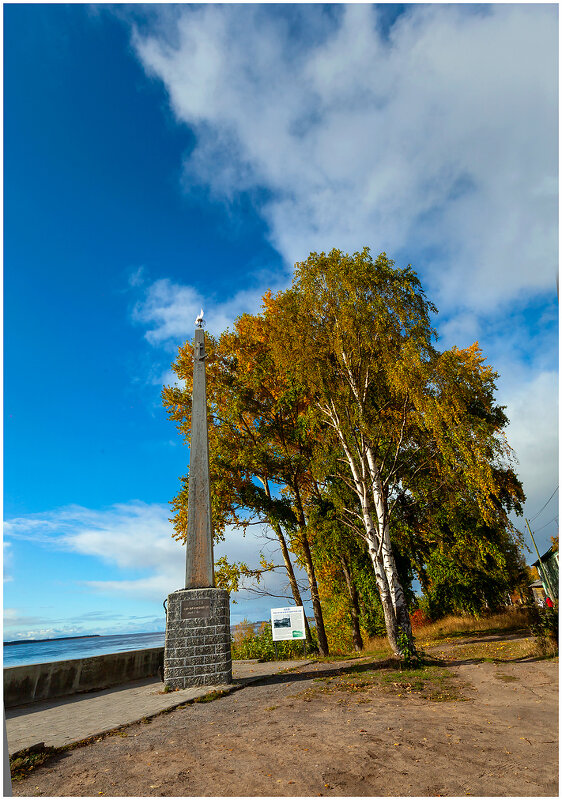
[163,311,232,688]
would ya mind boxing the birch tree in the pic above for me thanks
[265,248,524,657]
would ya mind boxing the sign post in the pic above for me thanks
[271,606,307,655]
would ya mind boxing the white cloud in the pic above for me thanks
[131,273,288,347]
[2,607,167,640]
[499,369,559,523]
[128,266,146,288]
[4,502,292,607]
[5,503,182,602]
[3,542,13,583]
[155,367,184,389]
[3,609,47,630]
[6,628,62,641]
[126,4,557,564]
[435,317,558,553]
[132,4,557,313]
[132,279,203,346]
[5,502,176,565]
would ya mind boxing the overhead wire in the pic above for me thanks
[532,516,558,535]
[529,485,559,523]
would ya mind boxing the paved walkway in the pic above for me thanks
[5,660,311,756]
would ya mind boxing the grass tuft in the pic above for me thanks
[360,636,394,659]
[530,636,558,659]
[415,608,533,644]
[299,659,465,703]
[10,745,58,782]
[193,689,229,703]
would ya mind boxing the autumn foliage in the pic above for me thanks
[163,248,526,658]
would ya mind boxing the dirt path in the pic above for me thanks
[13,647,558,797]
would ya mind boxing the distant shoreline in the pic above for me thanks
[3,634,102,646]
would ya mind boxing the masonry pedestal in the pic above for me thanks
[163,588,232,688]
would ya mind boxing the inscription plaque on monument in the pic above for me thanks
[181,599,211,619]
[163,310,232,689]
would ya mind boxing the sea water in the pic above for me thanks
[3,631,166,668]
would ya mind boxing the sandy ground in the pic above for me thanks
[12,643,558,797]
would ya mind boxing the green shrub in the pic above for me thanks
[528,601,558,654]
[231,620,316,661]
[320,602,365,655]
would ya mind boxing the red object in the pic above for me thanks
[546,596,554,608]
[409,609,431,630]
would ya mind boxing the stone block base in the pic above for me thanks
[164,588,232,688]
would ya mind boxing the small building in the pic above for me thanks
[531,547,559,602]
[529,579,548,607]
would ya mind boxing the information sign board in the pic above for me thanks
[271,606,306,641]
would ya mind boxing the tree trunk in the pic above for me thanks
[348,460,402,656]
[416,563,430,596]
[299,529,330,656]
[340,556,363,651]
[292,483,330,656]
[380,525,415,642]
[322,413,413,658]
[333,438,402,656]
[262,477,314,641]
[271,520,314,643]
[366,447,416,658]
[365,533,400,655]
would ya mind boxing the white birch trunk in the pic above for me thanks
[319,401,408,657]
[364,524,400,654]
[335,433,401,653]
[366,446,415,651]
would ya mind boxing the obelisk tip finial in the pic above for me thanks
[195,308,205,329]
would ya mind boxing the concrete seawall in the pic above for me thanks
[4,647,164,708]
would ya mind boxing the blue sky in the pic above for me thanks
[4,4,558,640]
